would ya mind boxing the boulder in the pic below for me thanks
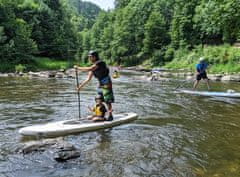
[66,68,76,78]
[19,138,81,162]
[48,71,56,78]
[8,73,15,77]
[208,74,223,81]
[0,73,9,77]
[20,139,58,154]
[221,75,240,82]
[28,71,41,77]
[53,144,80,162]
[55,72,65,78]
[158,72,173,77]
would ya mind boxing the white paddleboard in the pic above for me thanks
[19,113,138,137]
[179,90,240,98]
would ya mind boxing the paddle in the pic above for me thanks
[75,69,81,119]
[174,79,188,90]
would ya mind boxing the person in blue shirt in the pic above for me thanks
[193,57,210,90]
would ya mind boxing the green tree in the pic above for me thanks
[0,0,37,66]
[114,0,131,9]
[170,0,200,49]
[194,0,240,44]
[143,11,169,55]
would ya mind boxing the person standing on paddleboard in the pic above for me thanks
[193,57,210,90]
[74,50,114,121]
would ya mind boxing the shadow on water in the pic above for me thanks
[0,73,240,176]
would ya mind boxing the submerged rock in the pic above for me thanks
[19,138,80,162]
[221,75,240,82]
[54,148,80,162]
[55,72,65,78]
[20,139,57,154]
[53,141,81,162]
[208,74,223,81]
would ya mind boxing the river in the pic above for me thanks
[0,71,240,177]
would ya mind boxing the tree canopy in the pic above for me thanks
[0,0,239,71]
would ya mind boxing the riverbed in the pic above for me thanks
[0,71,240,177]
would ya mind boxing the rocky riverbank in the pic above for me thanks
[149,71,240,82]
[0,67,240,82]
[0,69,76,79]
[124,66,240,82]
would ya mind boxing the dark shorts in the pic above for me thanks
[196,72,208,81]
[97,86,115,104]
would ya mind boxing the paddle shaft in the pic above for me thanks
[75,69,81,119]
[175,79,188,90]
[174,76,211,90]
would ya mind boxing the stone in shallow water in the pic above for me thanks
[54,149,81,162]
[19,138,81,162]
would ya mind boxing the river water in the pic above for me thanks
[0,71,240,177]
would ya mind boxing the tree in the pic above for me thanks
[170,0,200,49]
[114,0,131,9]
[0,0,37,66]
[143,11,169,55]
[194,0,240,44]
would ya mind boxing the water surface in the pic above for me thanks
[0,72,240,177]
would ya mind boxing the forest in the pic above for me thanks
[1,0,240,73]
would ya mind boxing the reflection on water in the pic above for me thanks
[0,73,240,177]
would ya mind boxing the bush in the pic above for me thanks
[15,64,26,73]
[33,57,69,70]
[165,45,240,73]
[151,49,165,66]
[164,47,175,62]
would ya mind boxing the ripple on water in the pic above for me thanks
[0,75,240,176]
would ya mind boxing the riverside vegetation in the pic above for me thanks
[0,0,240,74]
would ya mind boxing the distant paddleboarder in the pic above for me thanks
[193,57,210,90]
[112,70,120,79]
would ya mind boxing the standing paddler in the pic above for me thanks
[74,50,114,121]
[193,57,210,90]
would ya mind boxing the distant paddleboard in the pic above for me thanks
[19,113,138,138]
[179,90,240,98]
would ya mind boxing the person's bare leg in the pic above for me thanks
[193,80,200,90]
[205,79,210,90]
[107,103,113,120]
[108,103,113,115]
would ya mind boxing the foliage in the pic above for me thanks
[165,45,240,73]
[194,0,240,44]
[67,0,102,29]
[1,0,240,73]
[33,57,70,70]
[15,64,26,73]
[0,0,100,72]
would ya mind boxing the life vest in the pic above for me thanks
[93,104,106,117]
[112,71,120,79]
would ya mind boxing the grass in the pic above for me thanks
[164,45,240,74]
[0,57,86,72]
[33,57,71,70]
[0,62,16,72]
[209,63,240,74]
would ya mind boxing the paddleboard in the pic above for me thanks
[179,90,240,98]
[19,112,138,137]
